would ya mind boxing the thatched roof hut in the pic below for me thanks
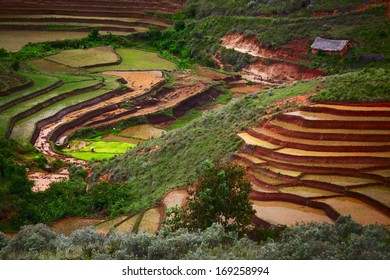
[311,37,350,55]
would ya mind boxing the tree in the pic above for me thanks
[163,161,255,234]
[88,28,99,41]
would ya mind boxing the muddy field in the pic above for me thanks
[0,30,89,52]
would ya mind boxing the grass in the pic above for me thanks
[0,72,59,105]
[63,140,136,161]
[46,47,120,68]
[90,49,177,72]
[0,74,99,138]
[166,109,202,130]
[310,68,390,102]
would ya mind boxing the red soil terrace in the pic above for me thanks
[235,102,390,226]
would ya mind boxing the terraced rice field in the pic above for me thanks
[137,208,162,234]
[46,46,120,68]
[115,214,140,234]
[0,30,89,52]
[119,124,165,140]
[63,139,136,160]
[91,49,176,71]
[95,216,128,235]
[51,217,106,235]
[237,103,390,226]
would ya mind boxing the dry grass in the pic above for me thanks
[352,186,390,207]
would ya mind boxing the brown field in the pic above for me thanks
[51,217,106,235]
[95,216,128,235]
[277,148,390,158]
[119,124,165,140]
[137,208,161,234]
[102,71,163,89]
[0,30,89,52]
[115,214,139,233]
[365,169,390,177]
[266,166,301,177]
[163,189,188,209]
[301,174,377,187]
[315,197,390,225]
[251,200,333,225]
[352,186,390,207]
[279,186,338,198]
[286,111,390,122]
[237,133,280,149]
[235,153,265,164]
[313,104,390,112]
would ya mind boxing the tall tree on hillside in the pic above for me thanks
[163,160,255,234]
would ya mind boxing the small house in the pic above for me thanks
[311,37,351,56]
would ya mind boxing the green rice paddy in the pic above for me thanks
[63,139,137,160]
[90,49,176,72]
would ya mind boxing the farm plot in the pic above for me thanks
[63,139,136,160]
[115,214,140,234]
[31,58,87,73]
[95,216,128,235]
[119,124,165,140]
[137,207,162,235]
[46,46,120,68]
[0,72,59,108]
[251,200,333,226]
[51,217,106,236]
[163,189,188,209]
[315,197,390,226]
[237,103,390,226]
[0,75,98,138]
[0,30,89,52]
[90,49,176,71]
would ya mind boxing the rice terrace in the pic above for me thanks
[0,0,389,260]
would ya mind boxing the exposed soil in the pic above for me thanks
[51,217,106,235]
[235,103,390,226]
[101,134,142,144]
[28,169,69,192]
[119,124,165,140]
[220,33,323,84]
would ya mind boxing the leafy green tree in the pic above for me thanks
[164,161,255,234]
[88,28,99,41]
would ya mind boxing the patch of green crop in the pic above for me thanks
[90,49,177,72]
[63,140,136,161]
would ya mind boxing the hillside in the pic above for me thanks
[0,0,389,260]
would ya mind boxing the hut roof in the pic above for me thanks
[311,37,349,52]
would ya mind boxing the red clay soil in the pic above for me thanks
[235,103,390,225]
[221,34,310,63]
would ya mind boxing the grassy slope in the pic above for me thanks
[92,78,322,213]
[92,66,389,216]
[90,49,177,71]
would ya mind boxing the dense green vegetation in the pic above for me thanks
[163,161,255,234]
[152,5,389,72]
[1,216,389,259]
[182,0,373,17]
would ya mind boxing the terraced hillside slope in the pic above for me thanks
[235,103,390,226]
[0,0,184,51]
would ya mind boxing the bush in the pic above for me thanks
[1,224,57,258]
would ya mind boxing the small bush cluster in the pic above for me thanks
[1,217,389,260]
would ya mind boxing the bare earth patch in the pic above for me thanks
[119,124,165,140]
[51,217,106,235]
[29,170,69,192]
